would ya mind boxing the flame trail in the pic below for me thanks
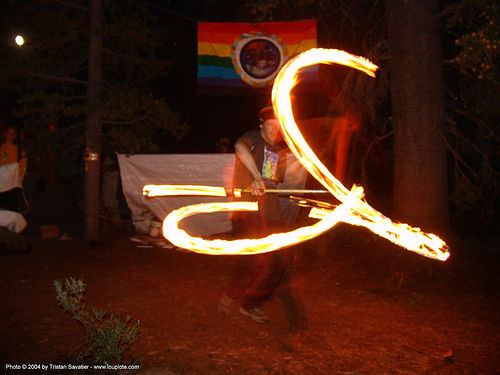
[272,48,449,261]
[145,48,450,261]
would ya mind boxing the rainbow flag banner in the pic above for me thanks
[198,19,317,90]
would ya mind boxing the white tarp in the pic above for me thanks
[117,153,307,238]
[118,153,235,236]
[0,162,22,193]
[0,162,27,233]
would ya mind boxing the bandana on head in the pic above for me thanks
[259,106,276,123]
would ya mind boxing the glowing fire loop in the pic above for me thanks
[144,48,450,261]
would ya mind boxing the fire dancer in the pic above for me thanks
[218,106,307,332]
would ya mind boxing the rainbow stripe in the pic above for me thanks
[198,20,317,88]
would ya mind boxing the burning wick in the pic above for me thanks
[144,48,450,261]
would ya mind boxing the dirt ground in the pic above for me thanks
[1,221,499,375]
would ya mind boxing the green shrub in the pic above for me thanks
[54,277,140,364]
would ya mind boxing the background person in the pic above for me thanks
[1,125,27,180]
[0,125,28,216]
[0,124,30,251]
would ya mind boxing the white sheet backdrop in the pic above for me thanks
[117,153,307,237]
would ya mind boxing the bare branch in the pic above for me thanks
[26,71,87,86]
[435,2,464,20]
[102,115,148,125]
[26,123,84,143]
[361,130,393,185]
[53,0,89,12]
[143,0,198,23]
[442,126,479,179]
[102,48,144,66]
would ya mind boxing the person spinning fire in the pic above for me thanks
[218,105,307,335]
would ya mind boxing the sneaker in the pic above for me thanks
[217,293,235,315]
[239,305,269,324]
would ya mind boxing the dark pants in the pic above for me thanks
[226,193,308,331]
[227,192,287,309]
[227,249,290,309]
[226,249,307,331]
[226,211,308,330]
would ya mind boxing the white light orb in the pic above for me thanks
[15,35,25,46]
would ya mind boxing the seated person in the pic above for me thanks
[0,126,28,233]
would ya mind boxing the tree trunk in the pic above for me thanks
[85,0,103,240]
[386,0,450,233]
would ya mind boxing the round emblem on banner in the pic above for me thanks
[231,32,288,87]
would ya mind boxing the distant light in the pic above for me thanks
[15,35,25,46]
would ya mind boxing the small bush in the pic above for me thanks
[54,277,140,364]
